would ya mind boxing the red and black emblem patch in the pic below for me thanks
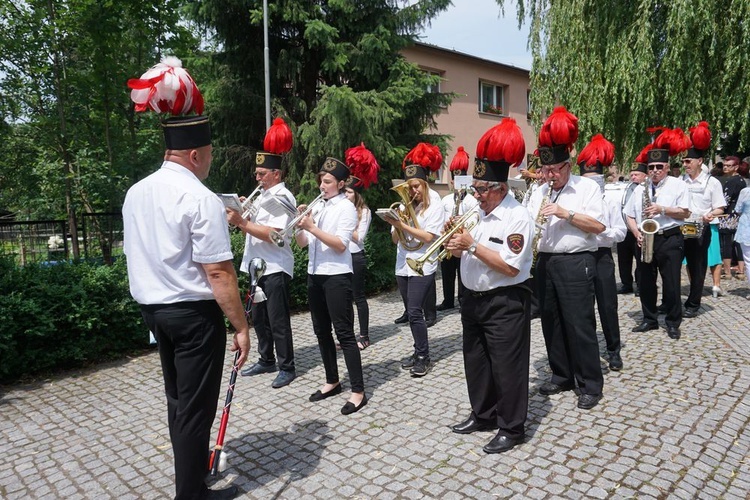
[508,233,525,254]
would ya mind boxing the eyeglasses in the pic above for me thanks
[541,164,569,174]
[469,185,492,195]
[648,164,666,171]
[253,169,272,177]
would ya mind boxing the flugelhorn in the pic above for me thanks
[385,182,424,251]
[406,206,480,276]
[269,193,325,247]
[240,185,264,220]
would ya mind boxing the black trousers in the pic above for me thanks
[683,227,711,310]
[439,255,464,307]
[351,251,370,339]
[140,300,226,500]
[461,286,530,440]
[593,248,620,353]
[397,274,434,357]
[251,272,294,371]
[308,273,364,393]
[537,252,603,396]
[617,231,641,289]
[639,231,684,328]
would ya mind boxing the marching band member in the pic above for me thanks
[526,106,606,410]
[625,130,691,339]
[617,155,648,296]
[680,122,725,316]
[382,143,445,377]
[229,118,298,389]
[342,144,380,350]
[438,146,478,312]
[445,118,533,454]
[295,156,366,415]
[577,134,627,371]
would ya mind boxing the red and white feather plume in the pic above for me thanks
[449,146,470,172]
[689,121,711,151]
[635,143,654,164]
[577,134,615,167]
[127,56,204,116]
[538,106,579,150]
[476,118,526,166]
[653,128,691,156]
[263,118,293,154]
[345,142,380,188]
[403,143,443,172]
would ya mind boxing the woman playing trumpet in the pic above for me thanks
[381,143,445,377]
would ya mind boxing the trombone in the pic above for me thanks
[406,206,480,276]
[269,193,325,247]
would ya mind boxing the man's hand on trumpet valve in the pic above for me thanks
[444,227,474,252]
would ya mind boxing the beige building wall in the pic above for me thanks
[402,43,536,189]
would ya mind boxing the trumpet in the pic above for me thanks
[406,206,480,276]
[269,193,325,247]
[240,185,264,220]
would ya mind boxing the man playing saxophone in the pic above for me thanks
[444,118,533,454]
[227,118,298,388]
[624,130,690,340]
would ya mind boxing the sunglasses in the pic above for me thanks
[469,185,492,195]
[648,165,666,171]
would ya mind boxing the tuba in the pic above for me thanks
[387,182,424,251]
[406,206,480,276]
[639,180,660,264]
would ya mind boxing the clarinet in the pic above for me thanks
[531,180,555,270]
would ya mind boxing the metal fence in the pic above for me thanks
[0,213,123,266]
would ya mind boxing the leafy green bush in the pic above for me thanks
[0,258,145,382]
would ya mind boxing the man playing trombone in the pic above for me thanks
[444,118,533,454]
[227,119,298,388]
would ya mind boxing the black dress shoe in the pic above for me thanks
[341,395,367,415]
[617,284,633,294]
[451,416,497,434]
[309,384,342,402]
[240,362,277,377]
[401,353,416,370]
[425,318,437,328]
[394,312,409,324]
[667,326,681,339]
[578,393,602,410]
[683,308,699,318]
[631,322,658,332]
[436,303,454,311]
[539,381,574,395]
[482,433,523,454]
[608,351,623,371]
[206,485,239,499]
[271,370,296,388]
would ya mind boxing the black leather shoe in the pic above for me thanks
[482,433,523,454]
[667,326,681,339]
[401,353,416,370]
[631,322,658,332]
[578,393,602,410]
[608,351,623,371]
[451,416,497,434]
[394,312,409,324]
[683,308,699,318]
[425,318,437,328]
[240,362,277,377]
[539,381,574,395]
[436,303,454,311]
[617,284,633,294]
[410,355,432,377]
[271,370,296,388]
[309,384,342,402]
[206,485,239,499]
[341,395,368,415]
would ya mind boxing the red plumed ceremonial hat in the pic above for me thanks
[449,146,470,174]
[685,121,711,159]
[474,117,525,182]
[577,134,615,175]
[402,142,442,181]
[537,106,579,165]
[256,118,293,169]
[345,143,379,190]
[650,128,690,164]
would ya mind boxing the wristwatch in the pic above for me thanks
[467,243,478,255]
[567,210,576,223]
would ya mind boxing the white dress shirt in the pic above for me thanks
[239,182,296,277]
[123,161,233,305]
[526,175,605,253]
[395,188,445,277]
[348,208,372,254]
[597,195,628,248]
[461,194,533,290]
[624,176,690,229]
[304,193,357,275]
[441,191,479,218]
[681,170,726,226]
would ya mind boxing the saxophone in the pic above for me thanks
[639,180,660,264]
[531,180,555,269]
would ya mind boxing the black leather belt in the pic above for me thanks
[468,287,506,298]
[656,226,681,237]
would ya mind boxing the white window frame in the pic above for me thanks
[425,70,442,94]
[479,80,506,116]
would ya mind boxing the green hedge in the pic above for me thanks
[0,226,396,382]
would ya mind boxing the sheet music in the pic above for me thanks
[375,208,400,222]
[218,193,243,213]
[261,195,297,217]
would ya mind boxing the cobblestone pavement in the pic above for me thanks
[1,270,750,499]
